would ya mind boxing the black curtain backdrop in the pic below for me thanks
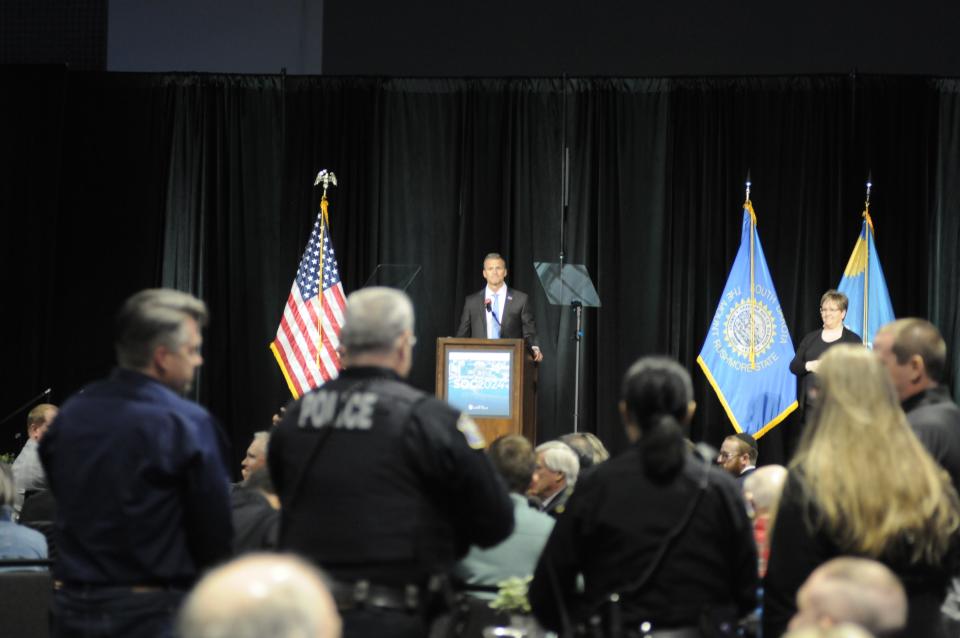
[2,70,957,473]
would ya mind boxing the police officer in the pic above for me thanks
[269,287,515,638]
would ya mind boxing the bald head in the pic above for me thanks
[743,465,787,516]
[178,554,341,638]
[789,557,906,636]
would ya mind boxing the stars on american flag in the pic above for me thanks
[296,217,341,301]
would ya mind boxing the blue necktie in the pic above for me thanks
[491,293,501,338]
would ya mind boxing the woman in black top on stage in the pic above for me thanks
[788,290,861,455]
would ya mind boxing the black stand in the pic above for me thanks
[534,262,601,432]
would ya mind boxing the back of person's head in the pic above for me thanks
[178,553,341,638]
[795,344,960,562]
[558,432,610,470]
[115,288,208,369]
[338,287,414,355]
[488,435,536,493]
[535,441,580,487]
[620,356,693,479]
[783,624,875,638]
[877,318,947,383]
[0,463,14,508]
[789,557,906,637]
[742,464,787,516]
[26,403,58,439]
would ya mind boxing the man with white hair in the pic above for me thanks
[788,557,907,637]
[529,441,580,517]
[178,553,342,638]
[269,287,513,638]
[742,464,787,577]
[240,431,270,482]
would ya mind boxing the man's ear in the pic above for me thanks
[150,344,172,376]
[909,354,926,383]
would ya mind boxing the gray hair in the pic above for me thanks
[0,463,14,507]
[338,287,414,354]
[115,288,208,369]
[536,441,581,487]
[483,252,507,267]
[252,431,271,455]
[177,553,341,638]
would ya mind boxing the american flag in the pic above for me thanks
[270,200,346,398]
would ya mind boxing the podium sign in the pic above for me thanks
[436,338,537,445]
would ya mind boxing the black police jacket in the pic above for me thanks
[269,366,514,585]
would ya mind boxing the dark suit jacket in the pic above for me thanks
[456,287,538,348]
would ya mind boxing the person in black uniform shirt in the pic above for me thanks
[788,289,862,456]
[874,318,960,633]
[529,357,758,637]
[269,287,514,638]
[874,319,960,488]
[456,253,543,362]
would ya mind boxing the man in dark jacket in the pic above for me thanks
[40,289,233,638]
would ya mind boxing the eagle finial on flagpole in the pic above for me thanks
[863,171,874,231]
[745,170,752,204]
[315,169,338,199]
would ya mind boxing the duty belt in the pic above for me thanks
[330,578,422,612]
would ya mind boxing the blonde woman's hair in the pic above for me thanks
[791,344,960,563]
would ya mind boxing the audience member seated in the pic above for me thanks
[232,465,280,554]
[788,557,907,637]
[717,432,758,483]
[11,403,57,517]
[528,441,579,517]
[240,431,270,482]
[742,464,787,577]
[559,432,610,478]
[454,434,554,597]
[763,345,960,638]
[0,463,47,570]
[177,553,342,638]
[529,356,758,636]
[18,488,58,562]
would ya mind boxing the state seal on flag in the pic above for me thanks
[723,299,777,359]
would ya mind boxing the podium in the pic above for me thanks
[435,338,538,445]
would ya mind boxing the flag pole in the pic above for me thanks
[745,171,756,369]
[862,172,872,345]
[314,169,338,369]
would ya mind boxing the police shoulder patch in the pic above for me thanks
[456,413,486,450]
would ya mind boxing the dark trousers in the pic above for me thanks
[51,587,185,638]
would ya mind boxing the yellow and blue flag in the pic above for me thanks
[697,202,798,438]
[837,210,894,347]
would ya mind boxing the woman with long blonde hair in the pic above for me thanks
[764,344,960,637]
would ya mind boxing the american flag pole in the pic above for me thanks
[271,169,345,398]
[314,170,338,369]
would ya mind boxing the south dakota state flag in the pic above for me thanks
[837,210,894,347]
[697,202,798,437]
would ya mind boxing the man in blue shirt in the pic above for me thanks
[40,288,234,638]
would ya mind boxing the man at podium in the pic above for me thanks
[456,253,543,362]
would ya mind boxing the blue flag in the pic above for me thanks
[837,211,895,347]
[697,203,798,438]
